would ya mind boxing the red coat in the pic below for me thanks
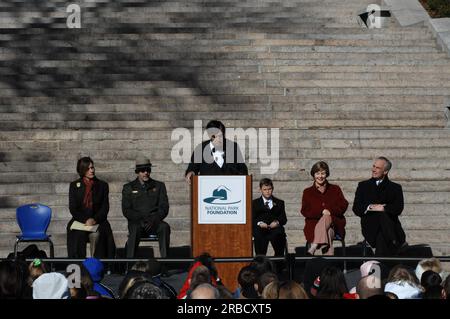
[300,183,348,243]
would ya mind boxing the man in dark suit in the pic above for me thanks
[252,178,287,256]
[353,157,407,256]
[122,156,171,258]
[185,120,248,184]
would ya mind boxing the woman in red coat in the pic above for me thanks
[300,161,348,255]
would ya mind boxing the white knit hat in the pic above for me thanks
[32,272,70,299]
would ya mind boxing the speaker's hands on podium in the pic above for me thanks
[185,171,195,185]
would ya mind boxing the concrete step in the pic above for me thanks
[3,128,449,142]
[3,135,450,154]
[0,102,445,114]
[0,116,447,130]
[0,109,445,122]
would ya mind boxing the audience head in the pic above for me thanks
[130,258,162,276]
[190,283,219,299]
[262,280,279,299]
[27,258,47,287]
[303,257,328,298]
[356,275,383,299]
[0,260,29,299]
[238,265,259,299]
[421,270,442,289]
[277,280,308,299]
[360,260,380,277]
[250,255,276,275]
[415,258,443,282]
[257,272,278,295]
[194,253,219,280]
[316,266,348,299]
[387,265,420,287]
[442,274,450,299]
[32,272,70,299]
[82,257,104,283]
[125,281,163,299]
[189,265,212,292]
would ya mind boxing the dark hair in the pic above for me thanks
[422,286,443,299]
[259,178,274,189]
[134,258,162,277]
[250,255,276,275]
[310,161,330,178]
[125,280,163,299]
[79,264,96,297]
[316,266,348,299]
[194,253,219,280]
[421,270,442,290]
[257,272,278,294]
[0,260,30,299]
[76,157,94,178]
[277,280,308,299]
[238,265,259,298]
[189,265,212,291]
[206,120,225,137]
[443,275,450,299]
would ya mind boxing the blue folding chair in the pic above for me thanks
[14,203,54,258]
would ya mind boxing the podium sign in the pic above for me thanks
[198,176,246,224]
[192,175,252,291]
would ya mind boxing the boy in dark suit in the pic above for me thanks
[252,178,287,256]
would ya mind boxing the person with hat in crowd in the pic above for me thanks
[122,155,171,258]
[32,272,70,299]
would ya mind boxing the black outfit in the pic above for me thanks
[122,178,170,258]
[352,176,406,256]
[252,196,287,256]
[67,177,116,258]
[185,139,248,176]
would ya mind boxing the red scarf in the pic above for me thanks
[82,177,94,210]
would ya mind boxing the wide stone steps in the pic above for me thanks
[11,127,450,141]
[0,0,449,258]
[0,119,445,130]
[0,103,445,114]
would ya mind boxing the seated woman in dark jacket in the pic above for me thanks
[67,157,116,258]
[300,161,348,256]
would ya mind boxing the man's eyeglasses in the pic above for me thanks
[136,167,151,173]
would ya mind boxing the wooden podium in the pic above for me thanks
[191,175,252,291]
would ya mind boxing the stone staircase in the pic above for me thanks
[0,0,449,258]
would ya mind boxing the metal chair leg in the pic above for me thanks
[48,240,54,258]
[14,239,20,259]
[341,240,347,273]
